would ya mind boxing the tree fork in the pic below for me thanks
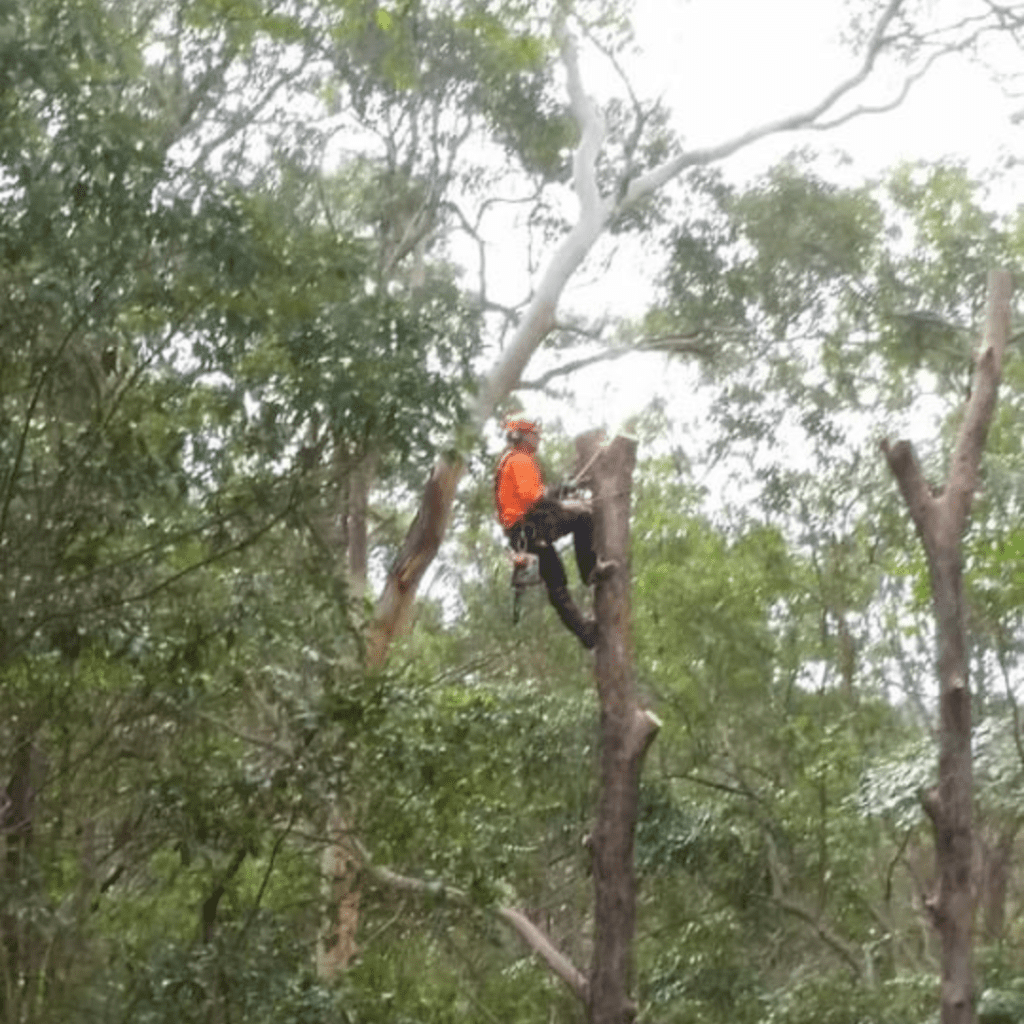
[882,269,1013,1024]
[583,432,660,1024]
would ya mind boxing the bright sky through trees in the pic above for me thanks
[630,0,1019,176]
[512,0,1023,441]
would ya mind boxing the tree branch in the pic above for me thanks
[765,833,862,976]
[519,330,712,391]
[356,844,588,1004]
[466,16,611,427]
[618,0,908,210]
[243,809,298,935]
[520,350,632,391]
[202,846,248,943]
[813,43,959,130]
[559,14,605,225]
[880,438,938,546]
[945,268,1013,530]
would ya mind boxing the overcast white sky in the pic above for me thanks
[512,0,1023,443]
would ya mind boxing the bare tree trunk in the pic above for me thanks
[366,455,463,668]
[583,434,660,1024]
[882,268,1013,1024]
[347,451,375,603]
[316,445,374,978]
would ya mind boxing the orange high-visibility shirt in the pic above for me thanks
[494,450,544,529]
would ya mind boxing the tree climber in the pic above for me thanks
[494,419,613,649]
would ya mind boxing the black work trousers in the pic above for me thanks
[507,498,597,647]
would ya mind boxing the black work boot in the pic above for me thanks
[578,616,599,649]
[548,585,598,649]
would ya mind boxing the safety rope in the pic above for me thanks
[567,444,603,488]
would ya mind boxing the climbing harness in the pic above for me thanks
[498,436,603,626]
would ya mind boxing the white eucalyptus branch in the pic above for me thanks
[617,0,907,211]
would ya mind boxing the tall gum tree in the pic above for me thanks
[366,0,1002,668]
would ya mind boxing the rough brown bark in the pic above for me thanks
[882,268,1013,1024]
[366,456,463,669]
[585,434,660,1024]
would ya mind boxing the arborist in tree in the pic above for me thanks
[494,419,613,650]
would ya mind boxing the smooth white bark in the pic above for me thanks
[371,0,929,664]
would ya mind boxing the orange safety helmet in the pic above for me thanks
[504,418,540,442]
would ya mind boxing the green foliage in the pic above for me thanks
[92,920,345,1024]
[655,158,1016,455]
[642,916,763,1021]
[980,987,1024,1024]
[636,155,1024,1024]
[330,0,574,180]
[3,0,1024,1017]
[761,971,935,1024]
[632,459,794,738]
[354,671,594,896]
[0,0,500,1019]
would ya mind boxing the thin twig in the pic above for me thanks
[243,809,299,935]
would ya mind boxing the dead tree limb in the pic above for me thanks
[881,268,1013,1024]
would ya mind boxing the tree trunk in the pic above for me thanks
[316,445,374,978]
[347,451,375,603]
[583,433,660,1024]
[882,268,1013,1024]
[978,822,1018,943]
[317,809,362,978]
[366,454,463,668]
[1,736,47,1024]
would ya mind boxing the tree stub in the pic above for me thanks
[582,432,659,1024]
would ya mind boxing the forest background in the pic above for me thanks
[3,0,1024,1022]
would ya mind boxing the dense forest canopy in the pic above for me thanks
[1,1,1023,1022]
